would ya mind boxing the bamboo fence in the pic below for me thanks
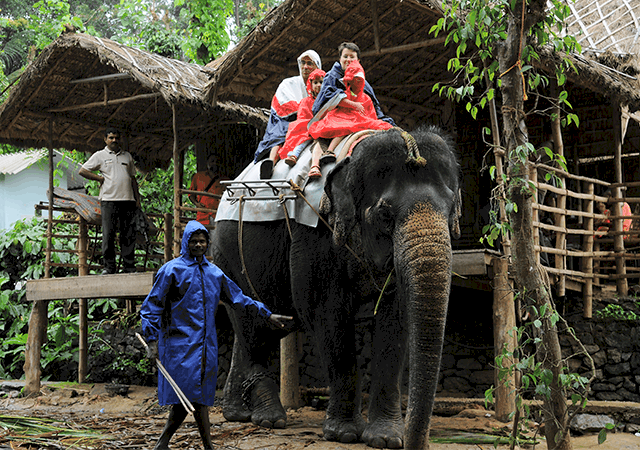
[531,162,640,318]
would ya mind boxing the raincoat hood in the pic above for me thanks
[181,220,209,257]
[297,50,322,76]
[344,60,366,97]
[306,69,326,97]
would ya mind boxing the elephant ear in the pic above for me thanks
[450,187,462,240]
[323,158,357,247]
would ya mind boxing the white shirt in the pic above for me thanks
[82,147,136,201]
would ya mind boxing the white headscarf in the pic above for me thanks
[297,50,322,76]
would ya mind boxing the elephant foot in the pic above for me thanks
[322,415,366,443]
[361,418,404,449]
[249,375,287,429]
[222,394,252,422]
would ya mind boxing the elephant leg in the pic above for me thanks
[362,293,406,449]
[315,292,366,443]
[222,306,286,428]
[290,225,365,442]
[222,334,251,422]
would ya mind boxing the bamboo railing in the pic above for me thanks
[36,204,170,273]
[530,163,640,318]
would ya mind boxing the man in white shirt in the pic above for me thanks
[79,127,140,274]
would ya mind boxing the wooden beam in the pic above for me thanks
[612,105,628,295]
[360,37,447,58]
[173,104,182,258]
[371,0,381,53]
[69,73,132,84]
[46,92,161,113]
[26,272,155,301]
[78,218,89,383]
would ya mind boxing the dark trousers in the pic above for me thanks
[101,200,137,272]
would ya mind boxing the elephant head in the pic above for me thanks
[320,126,460,448]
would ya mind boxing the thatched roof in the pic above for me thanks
[0,32,268,171]
[566,0,640,55]
[203,0,640,121]
[204,0,451,130]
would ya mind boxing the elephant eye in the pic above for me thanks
[365,199,394,233]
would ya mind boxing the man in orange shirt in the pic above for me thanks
[189,155,225,227]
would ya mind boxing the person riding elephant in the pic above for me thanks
[211,125,461,449]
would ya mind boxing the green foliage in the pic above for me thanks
[231,0,283,43]
[29,0,84,49]
[486,302,591,448]
[175,0,233,64]
[431,0,581,121]
[595,303,640,321]
[598,422,615,444]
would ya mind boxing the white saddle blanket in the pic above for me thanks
[215,131,381,227]
[215,140,329,228]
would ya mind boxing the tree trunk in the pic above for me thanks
[499,1,572,449]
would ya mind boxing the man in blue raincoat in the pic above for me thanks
[141,220,291,450]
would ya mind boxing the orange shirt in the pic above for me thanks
[190,172,225,225]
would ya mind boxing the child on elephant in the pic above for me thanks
[278,68,326,166]
[306,60,392,178]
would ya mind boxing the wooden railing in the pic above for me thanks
[37,204,171,274]
[530,163,640,317]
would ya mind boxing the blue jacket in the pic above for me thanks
[312,61,396,126]
[140,220,272,406]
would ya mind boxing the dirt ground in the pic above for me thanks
[1,382,639,450]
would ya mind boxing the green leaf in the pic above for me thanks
[598,429,607,445]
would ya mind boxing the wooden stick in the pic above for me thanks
[135,333,195,414]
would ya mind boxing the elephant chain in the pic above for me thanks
[241,371,278,407]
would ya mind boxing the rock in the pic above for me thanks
[443,377,472,393]
[592,350,607,367]
[570,414,615,433]
[595,391,622,401]
[605,362,630,376]
[469,370,494,386]
[608,349,622,364]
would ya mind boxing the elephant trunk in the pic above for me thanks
[394,202,452,449]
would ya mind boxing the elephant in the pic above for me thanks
[210,125,461,449]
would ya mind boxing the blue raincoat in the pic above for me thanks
[140,220,272,406]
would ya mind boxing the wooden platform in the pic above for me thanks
[452,248,499,276]
[25,249,499,302]
[26,272,155,301]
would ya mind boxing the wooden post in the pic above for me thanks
[551,99,566,297]
[172,104,182,257]
[78,218,89,382]
[612,106,628,296]
[492,256,516,422]
[24,120,55,395]
[164,213,173,263]
[582,182,594,318]
[280,332,301,409]
[530,164,541,265]
[483,62,510,256]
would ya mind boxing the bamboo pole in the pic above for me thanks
[24,120,55,396]
[164,213,173,263]
[172,104,181,258]
[530,165,541,265]
[483,61,510,257]
[551,101,566,297]
[492,257,516,422]
[582,182,594,318]
[78,218,89,382]
[612,105,628,295]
